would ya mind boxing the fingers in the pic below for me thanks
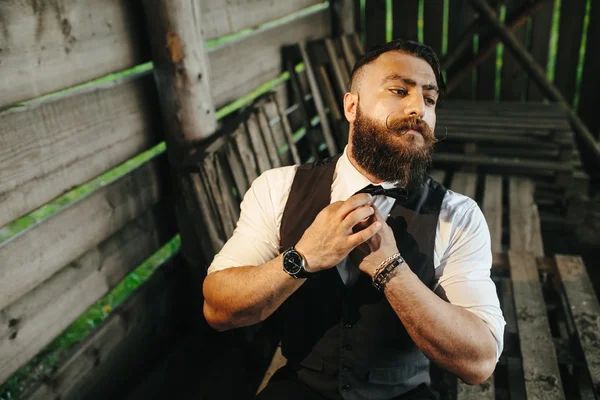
[342,204,375,231]
[336,193,373,219]
[348,219,382,247]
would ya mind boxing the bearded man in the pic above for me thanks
[202,39,505,400]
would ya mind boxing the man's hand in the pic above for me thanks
[295,193,383,272]
[350,205,400,277]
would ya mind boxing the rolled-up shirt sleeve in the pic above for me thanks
[434,197,506,361]
[207,166,296,274]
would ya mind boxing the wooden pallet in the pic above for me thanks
[435,170,600,400]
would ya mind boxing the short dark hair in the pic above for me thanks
[348,39,446,97]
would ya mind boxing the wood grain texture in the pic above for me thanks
[23,257,187,400]
[364,0,386,50]
[0,74,162,229]
[429,170,446,185]
[578,0,600,139]
[0,0,323,108]
[527,0,554,101]
[0,204,176,385]
[456,377,495,400]
[482,175,503,253]
[0,0,149,109]
[509,178,544,256]
[141,0,218,142]
[508,251,565,400]
[500,0,528,101]
[208,7,331,108]
[0,156,168,312]
[449,172,477,199]
[423,0,444,57]
[200,0,324,41]
[554,0,587,105]
[555,254,600,392]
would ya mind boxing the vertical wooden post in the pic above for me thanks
[140,0,218,272]
[336,0,357,34]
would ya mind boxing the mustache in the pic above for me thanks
[385,116,436,142]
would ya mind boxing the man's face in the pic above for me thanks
[344,51,440,187]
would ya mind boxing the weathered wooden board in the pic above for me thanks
[0,0,150,109]
[392,0,419,42]
[423,0,445,57]
[482,175,503,253]
[456,377,495,400]
[201,0,324,41]
[500,0,528,101]
[24,256,187,400]
[451,171,495,400]
[554,0,587,105]
[0,204,176,385]
[527,0,554,101]
[0,0,324,108]
[0,74,162,229]
[0,156,168,312]
[449,172,477,199]
[364,0,386,51]
[208,6,330,108]
[509,178,544,256]
[508,251,564,400]
[578,0,600,139]
[429,170,446,185]
[554,255,600,393]
[434,153,571,176]
[446,0,475,100]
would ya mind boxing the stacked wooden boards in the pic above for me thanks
[0,0,334,398]
[432,170,600,400]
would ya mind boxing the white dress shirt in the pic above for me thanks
[208,146,506,360]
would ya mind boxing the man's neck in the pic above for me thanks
[346,144,385,184]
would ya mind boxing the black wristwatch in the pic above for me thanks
[282,247,311,279]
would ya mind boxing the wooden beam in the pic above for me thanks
[483,175,503,254]
[448,172,477,199]
[509,178,544,257]
[444,0,552,90]
[508,251,565,399]
[554,255,600,392]
[433,153,571,175]
[0,204,176,385]
[467,0,600,167]
[0,74,162,229]
[299,41,338,156]
[142,0,217,142]
[0,156,168,313]
[23,257,187,400]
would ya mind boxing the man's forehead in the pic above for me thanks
[363,51,436,84]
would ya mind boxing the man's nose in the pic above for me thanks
[403,93,425,119]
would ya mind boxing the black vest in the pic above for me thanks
[278,155,447,400]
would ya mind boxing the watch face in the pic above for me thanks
[284,250,304,274]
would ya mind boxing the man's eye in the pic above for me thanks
[391,89,407,96]
[425,97,436,105]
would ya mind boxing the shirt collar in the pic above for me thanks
[338,146,398,197]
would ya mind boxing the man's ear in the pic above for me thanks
[344,92,358,123]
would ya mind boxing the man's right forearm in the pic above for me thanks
[202,253,305,331]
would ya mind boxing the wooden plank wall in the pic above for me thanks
[0,0,324,109]
[358,0,600,143]
[0,0,334,396]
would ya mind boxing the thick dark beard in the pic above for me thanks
[350,105,437,189]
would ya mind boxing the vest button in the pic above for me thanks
[342,344,352,350]
[342,384,351,392]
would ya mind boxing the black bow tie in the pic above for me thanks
[354,184,408,200]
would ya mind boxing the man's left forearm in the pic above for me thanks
[381,263,497,385]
